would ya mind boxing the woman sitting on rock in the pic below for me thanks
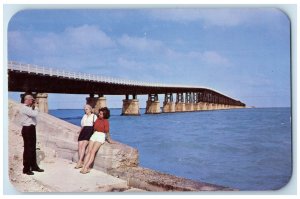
[75,104,97,169]
[80,107,112,174]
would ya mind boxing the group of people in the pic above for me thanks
[75,104,112,174]
[19,94,112,175]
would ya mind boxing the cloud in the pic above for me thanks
[202,51,230,65]
[116,57,171,80]
[64,25,115,50]
[165,49,231,67]
[9,24,115,56]
[32,32,61,55]
[149,9,242,26]
[8,25,117,70]
[8,31,29,52]
[148,8,286,27]
[118,34,165,52]
[117,35,231,67]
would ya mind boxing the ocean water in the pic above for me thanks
[49,107,292,190]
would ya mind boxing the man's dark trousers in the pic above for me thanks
[21,125,39,172]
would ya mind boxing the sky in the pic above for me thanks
[7,8,291,109]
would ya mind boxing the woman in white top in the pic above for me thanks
[75,104,97,169]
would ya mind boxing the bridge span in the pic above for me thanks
[8,61,245,115]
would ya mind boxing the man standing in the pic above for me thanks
[19,94,44,175]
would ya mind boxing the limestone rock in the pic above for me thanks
[109,167,234,191]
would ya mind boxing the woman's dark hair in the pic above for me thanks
[99,107,110,119]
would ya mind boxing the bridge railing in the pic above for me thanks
[8,61,215,91]
[10,61,181,88]
[8,61,166,87]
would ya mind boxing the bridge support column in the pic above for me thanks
[213,103,218,110]
[175,102,185,112]
[175,93,185,112]
[20,92,48,113]
[185,92,194,112]
[193,93,199,111]
[162,93,175,113]
[219,104,225,110]
[221,104,226,109]
[194,103,201,111]
[204,102,210,110]
[213,103,217,110]
[36,93,49,113]
[122,94,140,116]
[145,94,161,114]
[185,103,193,111]
[197,102,205,110]
[207,103,214,110]
[86,94,107,114]
[205,103,210,110]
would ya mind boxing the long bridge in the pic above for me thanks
[8,61,246,115]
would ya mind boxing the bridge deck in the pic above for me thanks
[7,61,245,106]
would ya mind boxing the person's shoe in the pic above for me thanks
[23,171,34,175]
[32,168,44,172]
[80,169,90,174]
[74,163,83,169]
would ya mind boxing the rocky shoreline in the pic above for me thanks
[8,99,235,192]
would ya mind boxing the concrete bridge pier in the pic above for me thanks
[219,104,225,110]
[145,94,161,114]
[20,92,49,113]
[36,93,49,113]
[215,104,221,110]
[224,104,229,109]
[196,102,204,110]
[185,92,194,112]
[212,103,218,110]
[193,93,200,111]
[205,102,211,110]
[122,94,140,116]
[207,103,214,110]
[194,102,200,111]
[86,94,107,114]
[162,93,175,113]
[175,93,186,112]
[212,103,217,110]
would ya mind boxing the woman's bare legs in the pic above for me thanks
[75,140,89,168]
[82,141,95,168]
[80,142,102,173]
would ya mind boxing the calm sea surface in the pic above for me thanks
[49,107,292,190]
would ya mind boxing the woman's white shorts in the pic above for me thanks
[89,131,106,143]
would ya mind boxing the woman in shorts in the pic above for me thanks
[75,104,97,169]
[80,107,111,174]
